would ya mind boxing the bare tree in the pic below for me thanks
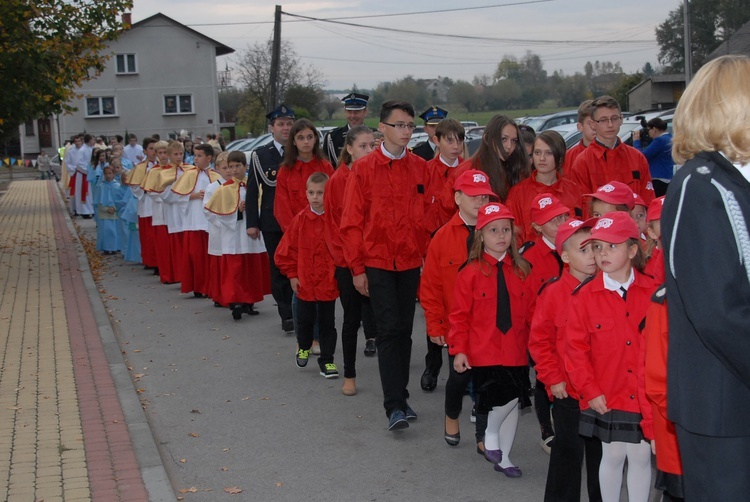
[235,39,326,111]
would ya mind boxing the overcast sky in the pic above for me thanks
[130,0,681,89]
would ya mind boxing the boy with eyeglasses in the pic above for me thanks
[569,95,654,216]
[340,100,442,431]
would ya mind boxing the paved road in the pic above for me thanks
[76,216,659,502]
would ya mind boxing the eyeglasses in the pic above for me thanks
[593,115,623,125]
[382,122,417,131]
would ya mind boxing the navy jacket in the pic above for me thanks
[662,151,750,436]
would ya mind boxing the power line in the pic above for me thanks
[281,11,656,46]
[186,1,555,27]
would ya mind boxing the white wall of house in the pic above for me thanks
[57,14,229,144]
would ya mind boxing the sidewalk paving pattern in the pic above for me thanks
[0,181,149,501]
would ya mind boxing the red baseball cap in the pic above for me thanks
[555,217,596,254]
[584,181,635,210]
[531,193,570,225]
[647,196,665,222]
[583,211,640,245]
[633,193,647,208]
[454,169,497,198]
[476,202,514,230]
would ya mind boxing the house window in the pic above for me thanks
[164,94,194,115]
[86,97,117,117]
[116,54,137,74]
[24,121,35,136]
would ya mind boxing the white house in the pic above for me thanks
[20,13,234,157]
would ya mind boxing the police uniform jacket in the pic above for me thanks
[662,151,750,437]
[324,125,349,165]
[411,140,436,161]
[246,141,283,234]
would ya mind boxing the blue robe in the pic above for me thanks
[115,174,141,263]
[95,178,121,252]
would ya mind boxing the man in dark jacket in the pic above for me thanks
[246,104,295,333]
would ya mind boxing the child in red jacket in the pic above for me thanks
[529,218,603,501]
[643,285,684,501]
[276,172,340,378]
[583,180,635,218]
[643,196,665,284]
[274,119,334,233]
[564,211,656,502]
[450,203,534,478]
[520,193,572,455]
[419,170,496,448]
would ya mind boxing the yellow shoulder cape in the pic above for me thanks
[204,179,245,215]
[126,161,149,186]
[142,164,178,193]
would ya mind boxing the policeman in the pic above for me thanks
[412,106,448,162]
[323,92,370,165]
[245,104,296,333]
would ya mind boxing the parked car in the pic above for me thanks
[407,132,429,150]
[523,110,578,133]
[548,121,643,150]
[460,121,479,128]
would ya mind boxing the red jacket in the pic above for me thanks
[569,140,654,216]
[274,208,338,302]
[644,246,665,284]
[323,164,351,268]
[273,158,334,233]
[521,236,565,297]
[427,156,463,226]
[419,213,471,338]
[340,148,441,275]
[448,252,535,367]
[528,271,582,400]
[644,287,682,474]
[561,140,586,178]
[438,159,475,222]
[564,270,656,436]
[506,172,582,242]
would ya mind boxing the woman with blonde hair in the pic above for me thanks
[662,54,750,501]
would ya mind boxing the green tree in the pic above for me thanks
[447,81,483,112]
[655,0,750,74]
[370,76,429,112]
[284,84,323,120]
[493,51,547,108]
[0,0,132,142]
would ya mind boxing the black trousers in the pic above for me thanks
[424,335,444,375]
[297,299,337,367]
[676,425,750,501]
[335,267,377,379]
[366,267,420,415]
[262,231,293,321]
[445,354,471,419]
[544,396,602,502]
[535,379,555,438]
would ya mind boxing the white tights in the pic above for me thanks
[483,398,519,469]
[599,440,652,502]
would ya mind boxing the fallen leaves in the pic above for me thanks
[188,432,200,437]
[178,487,197,494]
[224,486,243,495]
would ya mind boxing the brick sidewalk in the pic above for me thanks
[0,181,150,501]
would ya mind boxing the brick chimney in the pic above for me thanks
[122,12,132,29]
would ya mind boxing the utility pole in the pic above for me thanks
[683,0,693,84]
[268,5,282,111]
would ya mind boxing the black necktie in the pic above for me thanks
[465,224,475,257]
[553,250,564,276]
[496,261,512,333]
[620,286,627,301]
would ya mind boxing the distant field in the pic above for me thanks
[230,102,571,139]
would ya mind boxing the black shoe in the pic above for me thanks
[82,214,92,219]
[214,302,224,308]
[282,318,295,333]
[363,338,376,357]
[194,292,205,298]
[420,368,437,392]
[153,268,160,276]
[244,304,259,315]
[231,305,243,320]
